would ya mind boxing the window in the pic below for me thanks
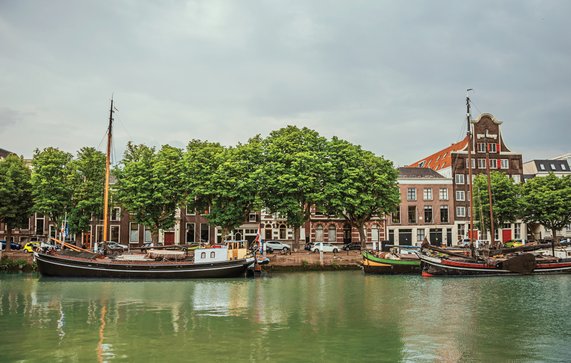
[423,188,433,201]
[458,224,465,239]
[111,207,121,221]
[328,225,336,242]
[279,224,287,239]
[440,206,449,223]
[456,207,466,217]
[144,227,152,243]
[501,159,509,169]
[490,159,497,169]
[562,164,567,171]
[439,188,448,200]
[455,174,465,184]
[539,163,546,171]
[210,251,215,258]
[417,228,425,242]
[550,164,557,171]
[129,223,139,243]
[200,223,209,243]
[408,206,416,224]
[477,143,486,153]
[315,225,324,242]
[488,143,497,153]
[249,213,257,222]
[456,190,465,201]
[186,223,195,243]
[110,225,120,243]
[392,208,401,223]
[371,225,379,242]
[512,174,521,184]
[418,161,425,167]
[407,188,417,201]
[478,159,486,169]
[424,206,433,223]
[200,252,206,259]
[465,158,476,169]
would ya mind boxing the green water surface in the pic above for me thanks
[1,272,570,362]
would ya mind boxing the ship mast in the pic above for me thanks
[484,129,496,248]
[466,90,475,250]
[102,97,114,248]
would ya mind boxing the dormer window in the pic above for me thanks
[539,164,546,171]
[551,164,556,171]
[562,164,567,171]
[419,161,425,167]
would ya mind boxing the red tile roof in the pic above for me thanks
[409,136,468,171]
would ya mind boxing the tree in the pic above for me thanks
[0,155,33,251]
[259,126,329,249]
[521,173,571,243]
[67,147,106,238]
[115,143,184,244]
[31,147,74,240]
[322,137,400,247]
[181,140,225,216]
[207,136,264,240]
[473,171,521,241]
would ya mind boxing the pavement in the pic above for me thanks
[262,249,363,270]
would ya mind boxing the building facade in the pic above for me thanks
[386,167,455,246]
[410,113,525,243]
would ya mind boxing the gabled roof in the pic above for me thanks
[398,167,445,179]
[0,148,14,158]
[532,159,570,173]
[408,136,468,171]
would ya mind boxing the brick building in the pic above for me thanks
[410,113,525,243]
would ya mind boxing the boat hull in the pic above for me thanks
[420,254,571,277]
[362,251,421,274]
[35,252,255,279]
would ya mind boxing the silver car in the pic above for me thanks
[265,240,291,252]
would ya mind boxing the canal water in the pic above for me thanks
[1,272,570,362]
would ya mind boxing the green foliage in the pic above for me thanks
[115,143,184,243]
[67,147,106,234]
[0,154,33,251]
[322,137,400,244]
[473,171,521,236]
[259,126,329,246]
[521,173,571,240]
[207,136,264,237]
[182,140,225,214]
[31,147,74,231]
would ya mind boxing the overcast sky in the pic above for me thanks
[1,0,569,166]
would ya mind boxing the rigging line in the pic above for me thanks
[116,115,134,146]
[96,130,107,153]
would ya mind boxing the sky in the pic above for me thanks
[1,0,570,167]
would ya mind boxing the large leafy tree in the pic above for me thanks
[521,173,571,243]
[67,147,106,237]
[0,155,33,251]
[115,143,184,244]
[207,136,264,240]
[259,126,329,249]
[322,137,400,247]
[181,140,225,215]
[31,147,74,240]
[473,171,521,241]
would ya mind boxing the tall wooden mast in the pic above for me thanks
[484,130,496,247]
[103,98,114,244]
[466,90,475,249]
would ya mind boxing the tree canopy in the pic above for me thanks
[0,154,33,251]
[521,173,571,242]
[322,137,400,246]
[115,143,184,244]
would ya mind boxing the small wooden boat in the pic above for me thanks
[362,247,421,274]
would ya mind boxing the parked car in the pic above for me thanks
[23,241,41,253]
[0,240,22,250]
[304,242,315,251]
[342,242,361,251]
[312,242,339,253]
[265,240,291,252]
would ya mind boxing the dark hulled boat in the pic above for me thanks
[35,250,255,279]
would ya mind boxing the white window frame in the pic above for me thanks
[456,207,466,217]
[490,159,497,169]
[439,188,448,200]
[129,223,139,243]
[423,188,433,201]
[455,174,465,185]
[456,190,465,201]
[478,159,486,169]
[501,159,509,170]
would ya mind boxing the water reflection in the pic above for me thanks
[1,273,571,362]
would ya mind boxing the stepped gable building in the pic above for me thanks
[387,167,454,246]
[409,113,525,243]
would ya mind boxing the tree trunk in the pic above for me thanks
[5,224,12,252]
[358,224,367,248]
[152,229,160,245]
[293,226,301,251]
[552,227,558,256]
